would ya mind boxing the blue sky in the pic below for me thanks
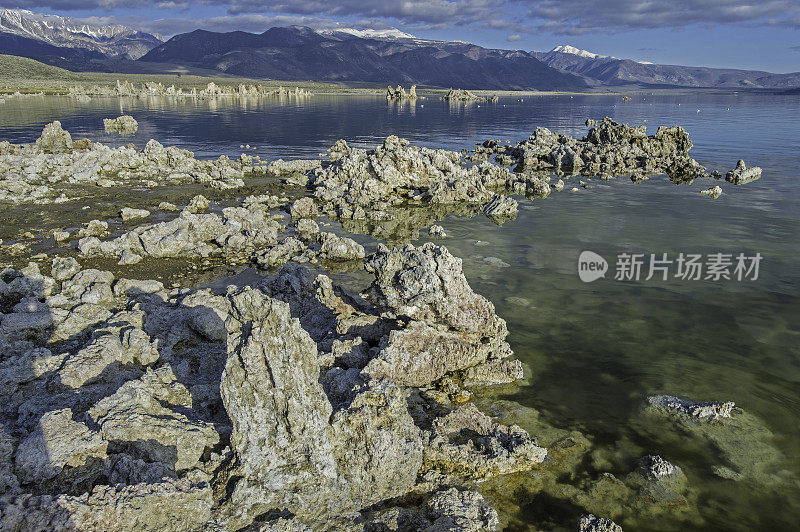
[3,1,799,73]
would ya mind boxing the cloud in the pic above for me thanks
[4,0,799,37]
[523,0,800,34]
[506,33,521,42]
[791,45,800,52]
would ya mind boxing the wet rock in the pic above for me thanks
[460,359,524,387]
[35,121,72,154]
[318,232,365,261]
[482,256,510,268]
[640,455,680,480]
[77,219,109,239]
[648,395,735,421]
[481,194,518,220]
[725,160,762,184]
[120,207,150,221]
[428,225,447,238]
[185,194,210,213]
[579,514,622,532]
[423,403,547,479]
[290,197,318,219]
[103,115,139,135]
[700,185,723,198]
[14,408,108,485]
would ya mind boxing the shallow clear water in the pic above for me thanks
[1,92,799,530]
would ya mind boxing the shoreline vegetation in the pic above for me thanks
[0,111,781,530]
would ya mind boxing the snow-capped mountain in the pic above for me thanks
[0,8,163,59]
[321,27,416,41]
[549,45,609,59]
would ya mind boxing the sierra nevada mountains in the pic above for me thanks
[0,8,797,90]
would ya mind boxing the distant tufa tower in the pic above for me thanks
[386,84,418,100]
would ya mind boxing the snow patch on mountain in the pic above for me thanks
[323,27,416,41]
[550,45,609,59]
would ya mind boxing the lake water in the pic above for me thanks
[1,92,799,530]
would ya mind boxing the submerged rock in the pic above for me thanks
[648,395,735,421]
[423,403,547,479]
[579,514,623,532]
[640,455,680,480]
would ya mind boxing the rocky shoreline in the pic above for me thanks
[0,117,779,530]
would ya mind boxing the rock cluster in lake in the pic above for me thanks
[442,89,498,103]
[386,85,418,100]
[0,121,252,204]
[68,81,313,100]
[474,117,716,182]
[103,115,139,135]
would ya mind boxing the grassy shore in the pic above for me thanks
[0,55,376,95]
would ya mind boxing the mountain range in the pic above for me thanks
[1,8,798,91]
[0,9,162,60]
[138,26,585,90]
[534,45,800,89]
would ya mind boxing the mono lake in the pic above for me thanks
[1,91,798,531]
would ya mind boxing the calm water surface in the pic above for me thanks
[1,92,798,530]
